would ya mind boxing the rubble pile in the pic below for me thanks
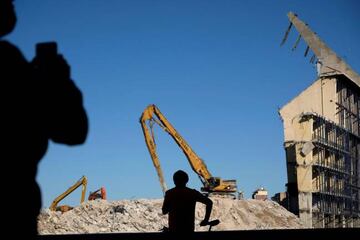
[38,198,305,234]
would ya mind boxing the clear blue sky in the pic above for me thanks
[7,0,360,207]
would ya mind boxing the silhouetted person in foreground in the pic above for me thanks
[1,0,88,238]
[162,170,213,233]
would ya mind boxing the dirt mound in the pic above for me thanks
[38,198,304,234]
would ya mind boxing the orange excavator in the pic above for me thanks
[50,176,88,213]
[140,104,238,198]
[88,187,107,201]
[50,176,106,213]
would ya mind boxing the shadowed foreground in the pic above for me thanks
[38,228,358,240]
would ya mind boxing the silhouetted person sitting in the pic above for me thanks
[162,170,213,233]
[1,0,88,238]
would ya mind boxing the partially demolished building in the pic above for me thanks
[279,12,360,228]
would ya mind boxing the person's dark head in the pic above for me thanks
[0,0,17,38]
[173,170,189,187]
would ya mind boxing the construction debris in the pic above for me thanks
[38,198,305,234]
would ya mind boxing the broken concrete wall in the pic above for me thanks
[280,12,360,228]
[279,77,340,228]
[280,75,360,228]
[280,77,337,142]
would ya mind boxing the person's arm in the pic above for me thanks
[162,191,170,214]
[196,191,213,226]
[46,77,88,145]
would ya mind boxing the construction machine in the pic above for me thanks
[88,186,107,201]
[140,104,237,197]
[49,175,88,212]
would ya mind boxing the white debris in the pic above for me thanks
[38,198,305,234]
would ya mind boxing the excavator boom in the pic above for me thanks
[50,176,88,211]
[140,104,237,195]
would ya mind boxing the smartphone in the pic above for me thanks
[36,42,58,59]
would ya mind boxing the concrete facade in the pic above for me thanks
[279,11,360,229]
[279,75,360,228]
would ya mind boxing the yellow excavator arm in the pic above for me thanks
[140,104,237,196]
[50,176,88,211]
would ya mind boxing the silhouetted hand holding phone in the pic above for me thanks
[32,42,70,79]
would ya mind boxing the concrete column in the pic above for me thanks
[331,214,336,228]
[345,216,353,228]
[298,192,312,227]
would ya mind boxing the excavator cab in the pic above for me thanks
[88,187,107,201]
[202,177,237,197]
